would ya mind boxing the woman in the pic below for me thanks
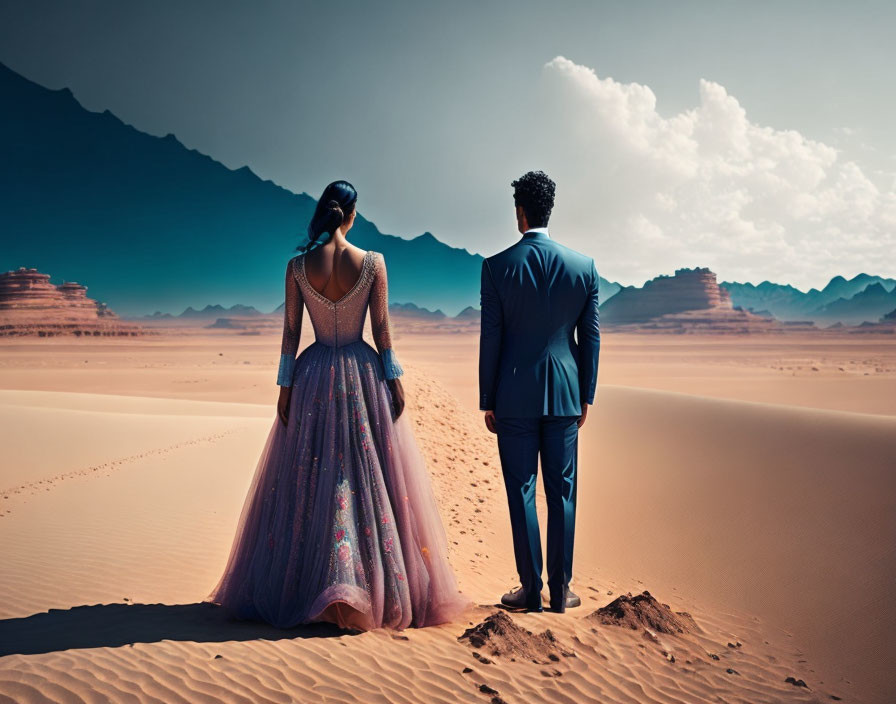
[205,180,468,631]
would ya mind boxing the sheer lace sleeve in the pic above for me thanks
[368,252,403,379]
[277,257,304,387]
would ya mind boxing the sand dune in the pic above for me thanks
[0,390,271,489]
[575,386,896,701]
[1,333,894,702]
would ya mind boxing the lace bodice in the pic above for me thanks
[276,250,403,386]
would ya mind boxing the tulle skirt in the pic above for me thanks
[204,340,468,631]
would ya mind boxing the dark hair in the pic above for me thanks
[304,180,358,249]
[511,171,555,228]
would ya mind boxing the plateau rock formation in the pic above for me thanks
[0,268,142,336]
[601,267,814,333]
[601,267,732,324]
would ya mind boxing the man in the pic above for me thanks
[479,170,600,613]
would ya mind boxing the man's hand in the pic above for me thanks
[277,386,292,426]
[484,410,497,434]
[577,402,590,429]
[388,378,406,419]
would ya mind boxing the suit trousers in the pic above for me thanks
[496,415,579,600]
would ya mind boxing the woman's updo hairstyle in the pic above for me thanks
[302,180,358,252]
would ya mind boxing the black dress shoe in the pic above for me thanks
[549,586,581,613]
[501,586,543,612]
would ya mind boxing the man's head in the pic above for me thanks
[511,170,556,234]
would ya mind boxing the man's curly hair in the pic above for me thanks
[511,170,556,228]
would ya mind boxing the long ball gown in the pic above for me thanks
[204,250,468,630]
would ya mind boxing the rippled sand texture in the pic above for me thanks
[1,330,894,703]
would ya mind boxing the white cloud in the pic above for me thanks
[532,56,896,288]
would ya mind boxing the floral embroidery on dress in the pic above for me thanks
[333,480,353,562]
[337,544,351,562]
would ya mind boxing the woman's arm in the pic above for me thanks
[277,258,304,425]
[368,253,405,419]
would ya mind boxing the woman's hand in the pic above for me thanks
[387,378,405,419]
[277,386,292,426]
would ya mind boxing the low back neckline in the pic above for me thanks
[299,250,372,306]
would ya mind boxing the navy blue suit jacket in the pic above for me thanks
[479,231,600,418]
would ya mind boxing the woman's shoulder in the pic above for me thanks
[332,243,374,266]
[286,253,306,281]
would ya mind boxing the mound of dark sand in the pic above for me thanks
[589,590,695,635]
[458,611,575,663]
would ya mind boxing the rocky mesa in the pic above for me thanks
[0,268,143,337]
[601,267,816,333]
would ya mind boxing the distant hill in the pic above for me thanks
[599,279,622,301]
[810,283,896,326]
[177,304,263,319]
[455,306,481,321]
[722,274,896,324]
[390,302,447,320]
[0,62,494,316]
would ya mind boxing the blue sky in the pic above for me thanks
[1,0,893,287]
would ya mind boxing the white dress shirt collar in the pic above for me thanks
[524,226,550,237]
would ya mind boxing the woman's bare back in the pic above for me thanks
[304,241,368,303]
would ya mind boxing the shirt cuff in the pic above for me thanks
[381,348,404,380]
[277,353,296,387]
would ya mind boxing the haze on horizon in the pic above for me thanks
[1,0,894,290]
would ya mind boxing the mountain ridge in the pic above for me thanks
[0,61,486,316]
[721,273,896,324]
[2,60,889,325]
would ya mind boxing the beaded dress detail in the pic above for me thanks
[205,251,468,630]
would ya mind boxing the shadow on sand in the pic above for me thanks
[0,601,349,656]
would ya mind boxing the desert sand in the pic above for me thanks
[1,329,894,703]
